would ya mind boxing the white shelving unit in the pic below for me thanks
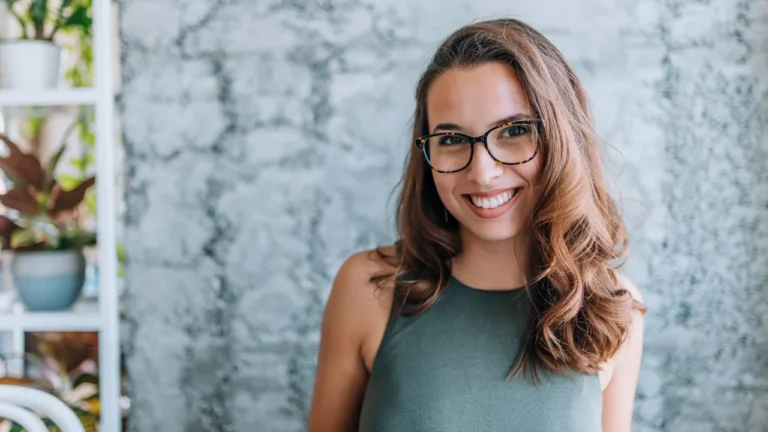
[0,301,101,332]
[0,1,121,431]
[0,88,99,106]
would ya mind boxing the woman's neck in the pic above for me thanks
[451,229,532,291]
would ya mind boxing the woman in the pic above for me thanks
[309,18,646,432]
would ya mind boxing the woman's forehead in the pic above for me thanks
[426,63,531,135]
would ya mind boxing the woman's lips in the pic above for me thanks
[461,188,521,219]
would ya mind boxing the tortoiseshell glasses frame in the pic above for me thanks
[414,119,544,174]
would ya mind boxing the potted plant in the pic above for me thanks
[0,0,92,89]
[0,133,95,311]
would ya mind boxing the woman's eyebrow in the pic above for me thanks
[432,113,534,133]
[486,113,534,128]
[432,122,462,133]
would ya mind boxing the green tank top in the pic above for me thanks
[358,276,602,432]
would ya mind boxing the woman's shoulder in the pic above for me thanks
[599,271,645,389]
[326,246,398,371]
[333,245,398,295]
[310,248,398,429]
[325,246,398,325]
[614,271,643,303]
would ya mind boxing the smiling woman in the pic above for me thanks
[309,18,646,432]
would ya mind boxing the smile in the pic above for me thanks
[460,188,522,219]
[468,189,519,209]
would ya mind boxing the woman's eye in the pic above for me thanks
[438,135,467,145]
[503,125,529,137]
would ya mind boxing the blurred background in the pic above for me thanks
[0,0,762,431]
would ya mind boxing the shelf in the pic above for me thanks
[0,88,98,107]
[0,299,100,332]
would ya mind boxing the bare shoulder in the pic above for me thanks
[324,246,397,368]
[616,272,644,304]
[325,247,394,340]
[334,246,397,292]
[599,272,645,390]
[309,247,397,430]
[612,271,645,341]
[600,272,646,430]
[330,246,397,310]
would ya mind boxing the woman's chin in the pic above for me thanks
[460,222,526,244]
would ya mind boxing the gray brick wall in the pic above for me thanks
[120,1,768,431]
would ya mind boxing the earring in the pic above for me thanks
[444,208,449,223]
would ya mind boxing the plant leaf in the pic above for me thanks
[29,0,48,39]
[0,134,44,190]
[58,227,96,249]
[0,215,19,248]
[62,4,90,29]
[0,187,40,215]
[85,188,96,217]
[45,143,67,191]
[59,0,75,12]
[10,226,41,249]
[62,382,98,403]
[58,173,81,190]
[48,177,95,219]
[49,0,89,40]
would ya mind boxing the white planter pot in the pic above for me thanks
[0,40,62,90]
[10,249,86,311]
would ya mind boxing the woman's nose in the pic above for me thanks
[465,143,503,186]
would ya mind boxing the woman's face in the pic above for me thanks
[426,62,542,244]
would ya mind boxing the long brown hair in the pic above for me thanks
[372,18,646,379]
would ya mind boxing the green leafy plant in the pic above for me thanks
[0,332,100,431]
[62,0,93,87]
[4,0,92,42]
[0,133,95,250]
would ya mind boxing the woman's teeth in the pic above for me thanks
[469,189,517,209]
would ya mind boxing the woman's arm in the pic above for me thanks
[308,251,391,432]
[601,275,646,432]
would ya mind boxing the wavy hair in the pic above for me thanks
[372,18,646,379]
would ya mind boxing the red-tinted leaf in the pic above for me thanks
[0,215,18,233]
[0,134,44,190]
[44,143,67,191]
[48,177,95,219]
[0,186,40,215]
[0,215,19,248]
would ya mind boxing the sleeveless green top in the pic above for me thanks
[358,277,602,432]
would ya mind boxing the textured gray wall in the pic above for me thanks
[119,0,768,431]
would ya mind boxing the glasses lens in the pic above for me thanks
[486,122,538,164]
[422,122,538,171]
[425,133,471,171]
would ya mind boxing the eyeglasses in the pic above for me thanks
[414,119,543,173]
